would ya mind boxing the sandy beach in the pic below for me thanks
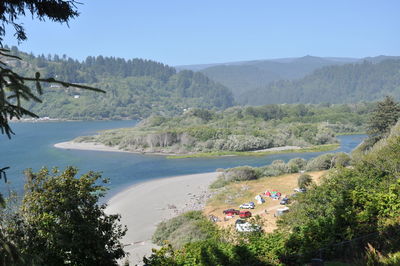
[54,141,132,153]
[54,141,180,156]
[105,172,219,265]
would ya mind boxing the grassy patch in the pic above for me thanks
[207,185,253,206]
[167,144,340,159]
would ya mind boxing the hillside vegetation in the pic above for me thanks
[145,119,400,265]
[5,46,234,120]
[240,59,400,105]
[74,103,372,155]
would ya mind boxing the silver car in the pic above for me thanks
[239,203,255,209]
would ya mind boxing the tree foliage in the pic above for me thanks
[367,96,400,141]
[0,0,79,44]
[278,122,400,263]
[2,167,127,265]
[0,2,107,263]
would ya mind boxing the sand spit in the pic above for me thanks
[105,172,219,265]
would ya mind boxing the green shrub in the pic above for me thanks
[287,158,307,173]
[306,153,335,171]
[332,152,351,167]
[260,167,284,177]
[269,160,290,173]
[209,176,230,189]
[297,173,313,189]
[224,166,259,181]
[152,211,216,248]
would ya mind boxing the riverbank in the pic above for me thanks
[55,141,132,153]
[54,140,339,158]
[167,143,339,158]
[54,141,179,155]
[105,172,220,265]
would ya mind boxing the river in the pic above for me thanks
[0,120,365,199]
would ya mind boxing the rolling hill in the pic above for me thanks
[177,55,399,100]
[240,59,400,105]
[5,46,235,120]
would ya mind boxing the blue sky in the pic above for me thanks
[3,0,400,65]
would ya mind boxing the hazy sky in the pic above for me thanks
[3,0,400,65]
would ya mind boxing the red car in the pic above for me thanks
[223,209,240,215]
[239,211,252,218]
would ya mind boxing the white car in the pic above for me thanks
[235,219,261,232]
[239,203,255,209]
[274,207,290,217]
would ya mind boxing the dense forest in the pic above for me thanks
[197,55,359,98]
[240,59,400,105]
[4,46,235,120]
[74,103,372,156]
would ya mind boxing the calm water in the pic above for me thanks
[0,120,365,200]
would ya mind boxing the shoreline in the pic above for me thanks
[54,141,179,156]
[54,140,339,158]
[105,172,219,265]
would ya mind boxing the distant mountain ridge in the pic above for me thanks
[175,55,360,71]
[240,59,400,105]
[176,55,399,99]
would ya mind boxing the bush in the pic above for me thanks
[224,166,259,181]
[269,160,290,173]
[260,167,284,177]
[298,174,313,189]
[152,211,216,248]
[209,175,230,189]
[332,152,351,167]
[287,158,307,173]
[305,153,351,171]
[306,153,335,171]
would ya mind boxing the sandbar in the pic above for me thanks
[54,141,131,153]
[105,172,219,265]
[54,140,301,156]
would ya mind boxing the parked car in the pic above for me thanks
[294,187,307,193]
[222,209,240,215]
[239,202,255,209]
[280,197,289,205]
[239,210,252,218]
[274,207,290,217]
[235,219,261,232]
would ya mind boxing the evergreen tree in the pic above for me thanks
[367,96,400,142]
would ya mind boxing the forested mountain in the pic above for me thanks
[240,59,400,105]
[5,46,234,120]
[182,56,360,98]
[177,55,399,100]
